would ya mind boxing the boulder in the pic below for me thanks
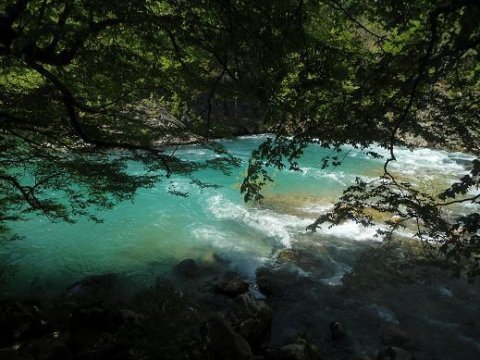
[277,249,299,263]
[0,301,49,346]
[380,325,412,348]
[203,316,253,360]
[173,259,199,279]
[255,267,314,299]
[215,277,249,298]
[329,321,346,341]
[118,309,142,327]
[0,335,72,360]
[67,273,119,303]
[68,307,136,360]
[227,294,273,349]
[265,339,324,360]
[255,267,276,297]
[377,346,414,360]
[22,334,72,360]
[69,307,123,334]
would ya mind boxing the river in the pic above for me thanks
[1,135,479,358]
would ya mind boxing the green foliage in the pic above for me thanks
[1,1,479,275]
[0,0,246,234]
[238,0,480,275]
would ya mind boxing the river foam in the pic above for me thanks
[206,194,312,247]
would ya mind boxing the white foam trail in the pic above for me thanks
[237,134,274,140]
[437,286,453,298]
[372,146,474,177]
[191,225,269,280]
[368,304,400,324]
[165,180,193,194]
[207,195,384,244]
[321,262,353,286]
[207,195,311,247]
[300,167,354,185]
[319,221,383,242]
[192,226,244,251]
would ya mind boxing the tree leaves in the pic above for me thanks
[1,1,480,276]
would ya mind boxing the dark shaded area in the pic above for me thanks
[1,245,479,360]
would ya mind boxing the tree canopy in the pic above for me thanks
[1,1,479,274]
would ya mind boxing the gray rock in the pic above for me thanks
[329,321,346,341]
[203,316,253,360]
[7,334,72,360]
[69,307,123,333]
[0,301,49,346]
[215,277,249,298]
[380,325,412,348]
[256,267,276,297]
[277,249,299,263]
[377,346,414,360]
[265,339,324,360]
[67,273,119,303]
[228,294,273,349]
[28,335,72,360]
[172,259,199,279]
[255,267,312,298]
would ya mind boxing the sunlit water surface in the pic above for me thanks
[1,136,476,297]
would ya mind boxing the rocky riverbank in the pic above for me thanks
[1,242,479,360]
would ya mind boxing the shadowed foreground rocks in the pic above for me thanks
[1,253,479,360]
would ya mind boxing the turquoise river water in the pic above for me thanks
[0,135,477,297]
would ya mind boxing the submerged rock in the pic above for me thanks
[67,273,120,303]
[203,316,253,360]
[329,321,346,341]
[3,332,72,360]
[256,267,277,297]
[380,325,412,348]
[377,346,414,360]
[0,301,49,346]
[68,306,138,360]
[277,249,299,263]
[173,259,199,279]
[69,307,124,333]
[215,277,249,298]
[265,339,324,360]
[255,266,313,298]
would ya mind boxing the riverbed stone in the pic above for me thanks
[68,306,137,360]
[265,339,324,360]
[380,325,412,348]
[3,333,72,360]
[255,266,312,298]
[377,346,414,360]
[277,249,299,263]
[256,267,277,297]
[173,259,199,279]
[329,321,346,341]
[215,276,249,297]
[203,316,253,360]
[27,335,72,360]
[227,294,273,349]
[69,306,124,333]
[67,273,120,303]
[0,301,49,346]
